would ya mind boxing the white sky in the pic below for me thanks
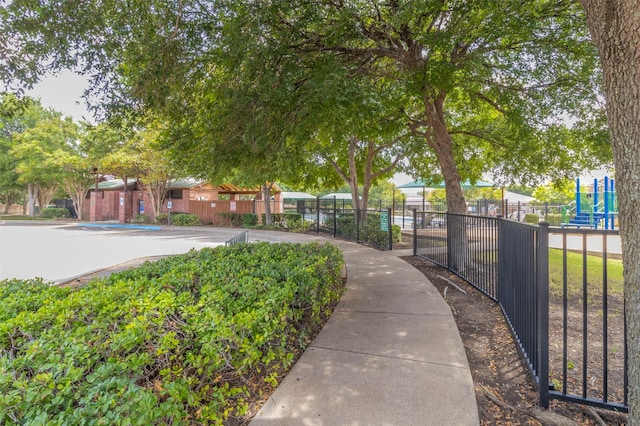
[26,69,93,123]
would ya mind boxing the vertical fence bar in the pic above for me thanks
[333,196,337,238]
[413,209,417,256]
[602,233,609,402]
[537,222,550,408]
[316,197,320,233]
[562,233,569,394]
[582,233,588,399]
[402,199,406,229]
[388,208,393,250]
[446,212,452,269]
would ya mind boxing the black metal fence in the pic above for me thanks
[413,210,628,413]
[225,230,249,246]
[298,198,394,250]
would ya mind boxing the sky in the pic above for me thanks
[26,69,93,123]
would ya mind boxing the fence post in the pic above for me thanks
[316,197,320,233]
[545,202,549,222]
[446,211,452,269]
[333,196,337,237]
[402,198,406,229]
[537,222,550,408]
[388,207,393,250]
[413,208,417,256]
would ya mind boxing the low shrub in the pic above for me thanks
[155,213,168,224]
[242,213,258,227]
[218,212,243,227]
[547,213,563,226]
[40,207,70,219]
[261,212,302,228]
[524,214,540,224]
[0,242,345,424]
[132,213,151,224]
[335,212,401,248]
[170,213,200,226]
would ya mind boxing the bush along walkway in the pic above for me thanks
[0,242,345,424]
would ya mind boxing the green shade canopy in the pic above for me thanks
[397,179,494,189]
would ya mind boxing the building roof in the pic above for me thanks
[397,179,494,189]
[95,179,280,194]
[503,191,535,203]
[96,179,137,190]
[282,191,317,200]
[320,193,354,200]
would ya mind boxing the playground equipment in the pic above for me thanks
[562,176,617,229]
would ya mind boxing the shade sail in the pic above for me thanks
[397,179,494,189]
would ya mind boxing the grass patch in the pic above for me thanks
[548,248,623,299]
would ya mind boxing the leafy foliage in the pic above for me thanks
[40,207,70,219]
[335,213,401,248]
[0,242,345,424]
[241,213,258,228]
[169,213,200,226]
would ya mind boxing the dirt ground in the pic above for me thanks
[400,253,628,426]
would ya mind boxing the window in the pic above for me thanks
[167,189,183,199]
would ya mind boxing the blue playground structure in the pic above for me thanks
[562,176,618,229]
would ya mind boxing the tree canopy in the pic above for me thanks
[1,0,612,215]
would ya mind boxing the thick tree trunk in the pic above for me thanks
[262,183,274,225]
[424,98,468,270]
[580,2,640,422]
[27,183,37,217]
[424,99,467,215]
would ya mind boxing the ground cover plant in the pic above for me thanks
[0,242,345,425]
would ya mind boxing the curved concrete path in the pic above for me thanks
[250,238,479,425]
[0,222,479,424]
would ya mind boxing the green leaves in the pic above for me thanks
[0,242,345,424]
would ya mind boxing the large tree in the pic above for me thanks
[0,95,54,214]
[231,0,609,213]
[1,0,610,215]
[5,104,77,216]
[579,2,640,423]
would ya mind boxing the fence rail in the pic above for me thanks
[413,210,628,413]
[225,230,249,246]
[296,199,394,250]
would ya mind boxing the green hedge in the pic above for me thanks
[218,212,244,227]
[524,214,539,224]
[40,208,70,219]
[335,212,401,248]
[155,212,189,225]
[170,213,200,226]
[242,213,258,227]
[547,213,563,226]
[261,212,302,228]
[0,242,345,424]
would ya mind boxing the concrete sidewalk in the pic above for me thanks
[251,240,479,425]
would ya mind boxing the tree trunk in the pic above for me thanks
[36,185,57,212]
[144,179,170,221]
[580,2,640,422]
[424,98,468,271]
[27,183,37,217]
[424,99,467,215]
[262,182,274,225]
